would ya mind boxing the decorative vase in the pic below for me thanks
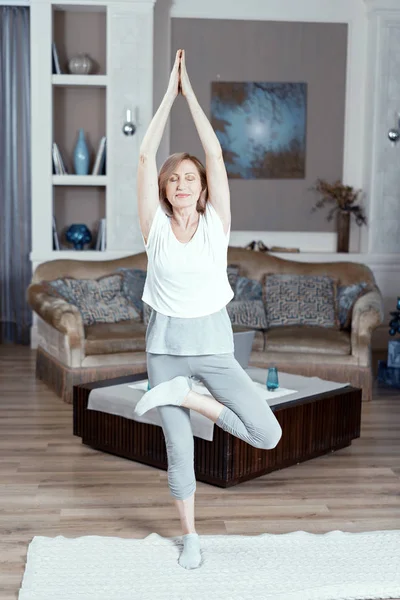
[73,129,90,175]
[337,210,350,253]
[266,367,279,391]
[66,224,92,250]
[68,53,93,75]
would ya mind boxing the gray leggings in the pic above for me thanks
[147,352,282,500]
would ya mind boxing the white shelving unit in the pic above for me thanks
[30,0,156,273]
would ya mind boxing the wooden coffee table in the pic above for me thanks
[73,372,362,488]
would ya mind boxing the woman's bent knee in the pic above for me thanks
[253,422,282,450]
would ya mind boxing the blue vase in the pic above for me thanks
[266,367,279,391]
[73,128,89,175]
[66,224,92,250]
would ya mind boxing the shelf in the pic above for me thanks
[52,75,108,87]
[53,175,107,186]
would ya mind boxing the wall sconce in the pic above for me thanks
[122,108,136,136]
[388,113,400,144]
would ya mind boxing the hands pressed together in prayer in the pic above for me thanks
[168,49,193,99]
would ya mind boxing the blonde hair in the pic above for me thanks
[158,152,208,217]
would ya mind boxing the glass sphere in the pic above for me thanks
[68,53,94,75]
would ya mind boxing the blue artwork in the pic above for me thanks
[211,82,307,179]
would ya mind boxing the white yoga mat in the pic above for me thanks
[19,530,400,600]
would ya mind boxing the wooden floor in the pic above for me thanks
[1,345,400,599]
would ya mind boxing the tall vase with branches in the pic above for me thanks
[311,179,367,252]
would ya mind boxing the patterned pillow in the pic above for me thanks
[43,274,140,326]
[227,264,240,293]
[337,282,371,329]
[117,268,147,315]
[43,277,77,305]
[263,274,339,329]
[235,276,262,301]
[227,299,268,330]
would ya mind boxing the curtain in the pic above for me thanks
[0,6,31,344]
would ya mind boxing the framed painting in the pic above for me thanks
[211,82,307,179]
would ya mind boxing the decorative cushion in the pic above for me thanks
[337,282,371,329]
[235,276,262,301]
[226,300,268,330]
[43,277,77,305]
[227,264,240,293]
[117,268,147,316]
[263,274,339,329]
[43,274,140,326]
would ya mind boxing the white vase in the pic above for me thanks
[68,54,93,75]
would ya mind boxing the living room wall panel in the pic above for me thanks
[170,19,347,233]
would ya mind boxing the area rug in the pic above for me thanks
[19,530,400,600]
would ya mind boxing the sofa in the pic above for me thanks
[27,247,384,404]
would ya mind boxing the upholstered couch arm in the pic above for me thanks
[351,287,384,366]
[27,283,84,350]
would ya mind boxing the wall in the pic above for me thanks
[170,18,348,233]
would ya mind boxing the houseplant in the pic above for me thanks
[311,179,367,252]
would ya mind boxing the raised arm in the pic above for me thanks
[180,50,230,233]
[137,50,181,243]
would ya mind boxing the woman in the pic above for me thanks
[135,49,282,570]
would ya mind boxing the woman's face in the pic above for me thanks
[165,159,202,211]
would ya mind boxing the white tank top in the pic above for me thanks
[142,201,234,318]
